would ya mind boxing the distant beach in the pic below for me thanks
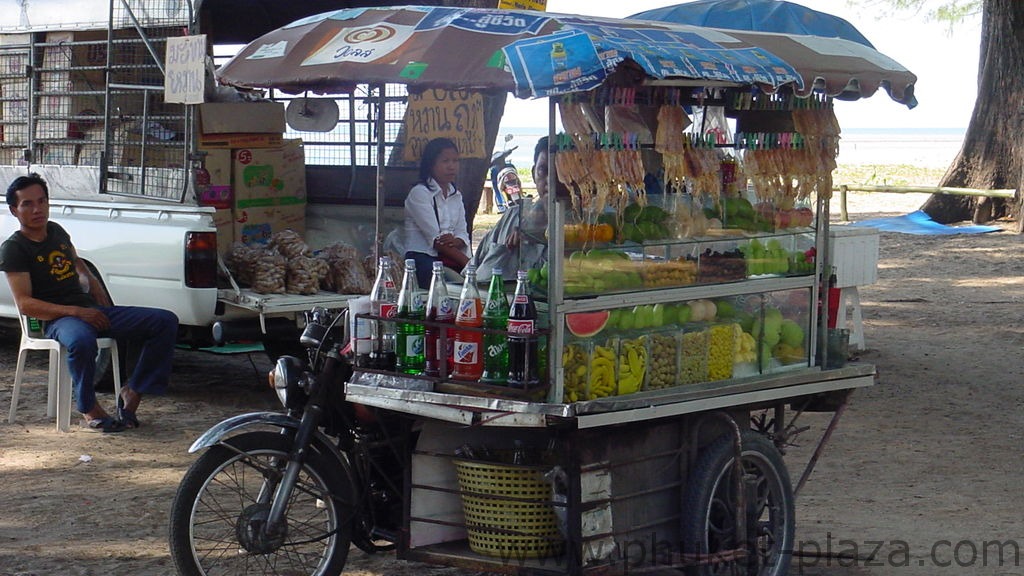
[495,126,966,169]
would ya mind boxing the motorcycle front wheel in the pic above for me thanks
[169,431,354,576]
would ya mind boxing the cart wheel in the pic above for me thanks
[682,431,794,576]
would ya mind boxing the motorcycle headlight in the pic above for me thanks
[270,355,305,409]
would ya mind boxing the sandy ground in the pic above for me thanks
[3,191,1024,576]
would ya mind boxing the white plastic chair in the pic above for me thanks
[8,314,122,432]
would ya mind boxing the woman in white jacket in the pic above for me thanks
[404,137,471,288]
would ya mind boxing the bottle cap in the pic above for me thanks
[493,267,503,276]
[432,260,443,271]
[465,264,476,275]
[405,258,416,268]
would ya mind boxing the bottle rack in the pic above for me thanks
[353,312,551,401]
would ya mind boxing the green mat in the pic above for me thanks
[177,342,265,354]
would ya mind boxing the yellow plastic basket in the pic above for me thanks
[453,458,565,559]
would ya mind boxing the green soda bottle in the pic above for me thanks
[480,268,509,384]
[395,258,426,374]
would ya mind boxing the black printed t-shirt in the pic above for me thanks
[0,221,96,307]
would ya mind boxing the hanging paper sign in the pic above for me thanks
[402,90,486,162]
[165,35,206,104]
[497,0,548,11]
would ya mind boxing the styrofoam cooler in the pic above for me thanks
[827,226,879,351]
[828,227,879,288]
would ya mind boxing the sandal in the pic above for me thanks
[117,394,140,429]
[83,416,125,433]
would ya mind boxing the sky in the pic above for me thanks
[500,0,982,131]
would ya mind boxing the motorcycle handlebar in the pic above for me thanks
[489,146,518,168]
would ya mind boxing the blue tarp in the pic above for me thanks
[630,0,876,48]
[848,210,1001,235]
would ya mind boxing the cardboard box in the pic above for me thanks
[198,133,283,149]
[78,143,103,166]
[1,99,29,144]
[35,93,104,139]
[212,208,234,255]
[0,147,27,166]
[233,201,307,246]
[0,34,31,80]
[199,102,286,135]
[232,140,306,205]
[115,143,187,168]
[40,144,77,164]
[40,31,109,91]
[198,148,233,208]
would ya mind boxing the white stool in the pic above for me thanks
[8,315,122,432]
[834,287,865,351]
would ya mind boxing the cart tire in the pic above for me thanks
[682,431,794,576]
[169,431,354,576]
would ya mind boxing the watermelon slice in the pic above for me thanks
[566,311,610,338]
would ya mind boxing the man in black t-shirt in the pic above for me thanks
[0,174,178,433]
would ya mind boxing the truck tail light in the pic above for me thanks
[185,231,217,288]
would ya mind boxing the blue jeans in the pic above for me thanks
[44,306,178,414]
[405,251,440,290]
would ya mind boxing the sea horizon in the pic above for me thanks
[495,126,966,170]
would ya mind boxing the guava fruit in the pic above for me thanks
[780,319,804,347]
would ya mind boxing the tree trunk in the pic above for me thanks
[921,0,1024,226]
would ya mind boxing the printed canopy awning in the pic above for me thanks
[217,5,916,106]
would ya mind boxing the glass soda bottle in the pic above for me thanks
[395,258,426,374]
[507,270,539,388]
[481,267,509,384]
[452,265,484,381]
[425,260,455,377]
[369,255,398,370]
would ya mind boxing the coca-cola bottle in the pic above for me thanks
[452,265,484,381]
[369,255,398,370]
[395,258,426,374]
[425,260,455,377]
[507,269,539,388]
[481,267,509,384]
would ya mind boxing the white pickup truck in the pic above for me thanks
[0,0,358,355]
[0,0,500,356]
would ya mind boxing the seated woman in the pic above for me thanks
[473,136,566,281]
[403,137,471,288]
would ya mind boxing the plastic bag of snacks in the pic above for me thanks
[317,242,371,294]
[227,242,260,286]
[251,248,286,294]
[269,229,311,260]
[286,255,328,295]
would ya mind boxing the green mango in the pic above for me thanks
[637,221,660,240]
[675,303,692,324]
[623,203,642,223]
[527,268,540,286]
[614,309,630,327]
[638,205,669,223]
[621,223,643,243]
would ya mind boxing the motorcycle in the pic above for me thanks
[168,307,409,576]
[488,133,524,213]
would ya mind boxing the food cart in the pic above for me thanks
[216,6,917,574]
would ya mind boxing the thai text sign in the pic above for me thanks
[165,35,206,104]
[403,90,485,162]
[498,0,547,10]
